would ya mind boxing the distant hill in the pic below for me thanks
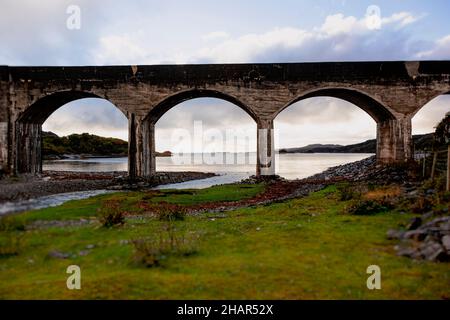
[42,132,172,159]
[278,133,434,154]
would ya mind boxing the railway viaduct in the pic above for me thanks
[0,61,449,177]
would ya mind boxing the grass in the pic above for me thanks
[11,183,265,224]
[0,183,449,299]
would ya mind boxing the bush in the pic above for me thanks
[0,215,26,232]
[347,199,390,216]
[131,238,163,267]
[336,182,358,201]
[132,221,198,268]
[441,192,450,202]
[410,195,435,214]
[98,200,125,228]
[157,204,187,221]
[0,233,24,258]
[422,175,446,193]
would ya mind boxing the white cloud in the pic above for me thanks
[195,27,314,63]
[275,98,377,148]
[416,35,450,59]
[413,95,450,134]
[92,32,191,65]
[202,31,230,41]
[191,11,422,63]
[319,14,360,36]
[94,34,148,65]
[42,99,128,140]
[155,99,256,152]
[381,12,422,27]
[89,11,424,65]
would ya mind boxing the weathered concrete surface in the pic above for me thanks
[0,61,449,176]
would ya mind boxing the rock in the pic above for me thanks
[403,230,427,241]
[420,241,447,262]
[396,246,418,258]
[407,217,422,230]
[406,190,418,198]
[440,230,450,237]
[392,213,450,262]
[48,250,70,259]
[422,211,434,221]
[426,247,448,262]
[427,227,444,238]
[424,235,439,243]
[85,244,95,249]
[442,235,450,251]
[419,217,450,230]
[387,229,403,240]
[441,222,450,231]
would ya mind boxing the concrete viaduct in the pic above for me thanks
[0,61,449,178]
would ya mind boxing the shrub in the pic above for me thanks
[441,192,450,202]
[131,238,163,267]
[98,200,125,228]
[157,203,187,221]
[347,199,390,216]
[434,175,447,193]
[0,233,24,258]
[336,182,357,201]
[132,221,198,268]
[410,195,435,214]
[422,174,447,193]
[0,215,26,232]
[367,183,377,192]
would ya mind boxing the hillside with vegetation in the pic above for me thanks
[42,132,172,159]
[279,133,434,154]
[42,132,128,159]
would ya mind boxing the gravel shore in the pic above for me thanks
[0,171,216,203]
[0,155,404,204]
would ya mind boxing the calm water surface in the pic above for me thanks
[44,153,373,187]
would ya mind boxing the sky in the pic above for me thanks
[1,0,449,151]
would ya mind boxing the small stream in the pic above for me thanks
[0,190,114,216]
[0,173,242,216]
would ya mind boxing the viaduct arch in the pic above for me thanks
[0,61,449,177]
[14,91,127,174]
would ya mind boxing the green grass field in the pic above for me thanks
[0,184,449,299]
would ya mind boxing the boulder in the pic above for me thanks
[396,247,417,258]
[419,241,449,262]
[442,235,450,252]
[403,230,427,241]
[48,250,70,259]
[387,229,403,240]
[407,217,422,230]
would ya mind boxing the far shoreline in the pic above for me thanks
[43,152,172,161]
